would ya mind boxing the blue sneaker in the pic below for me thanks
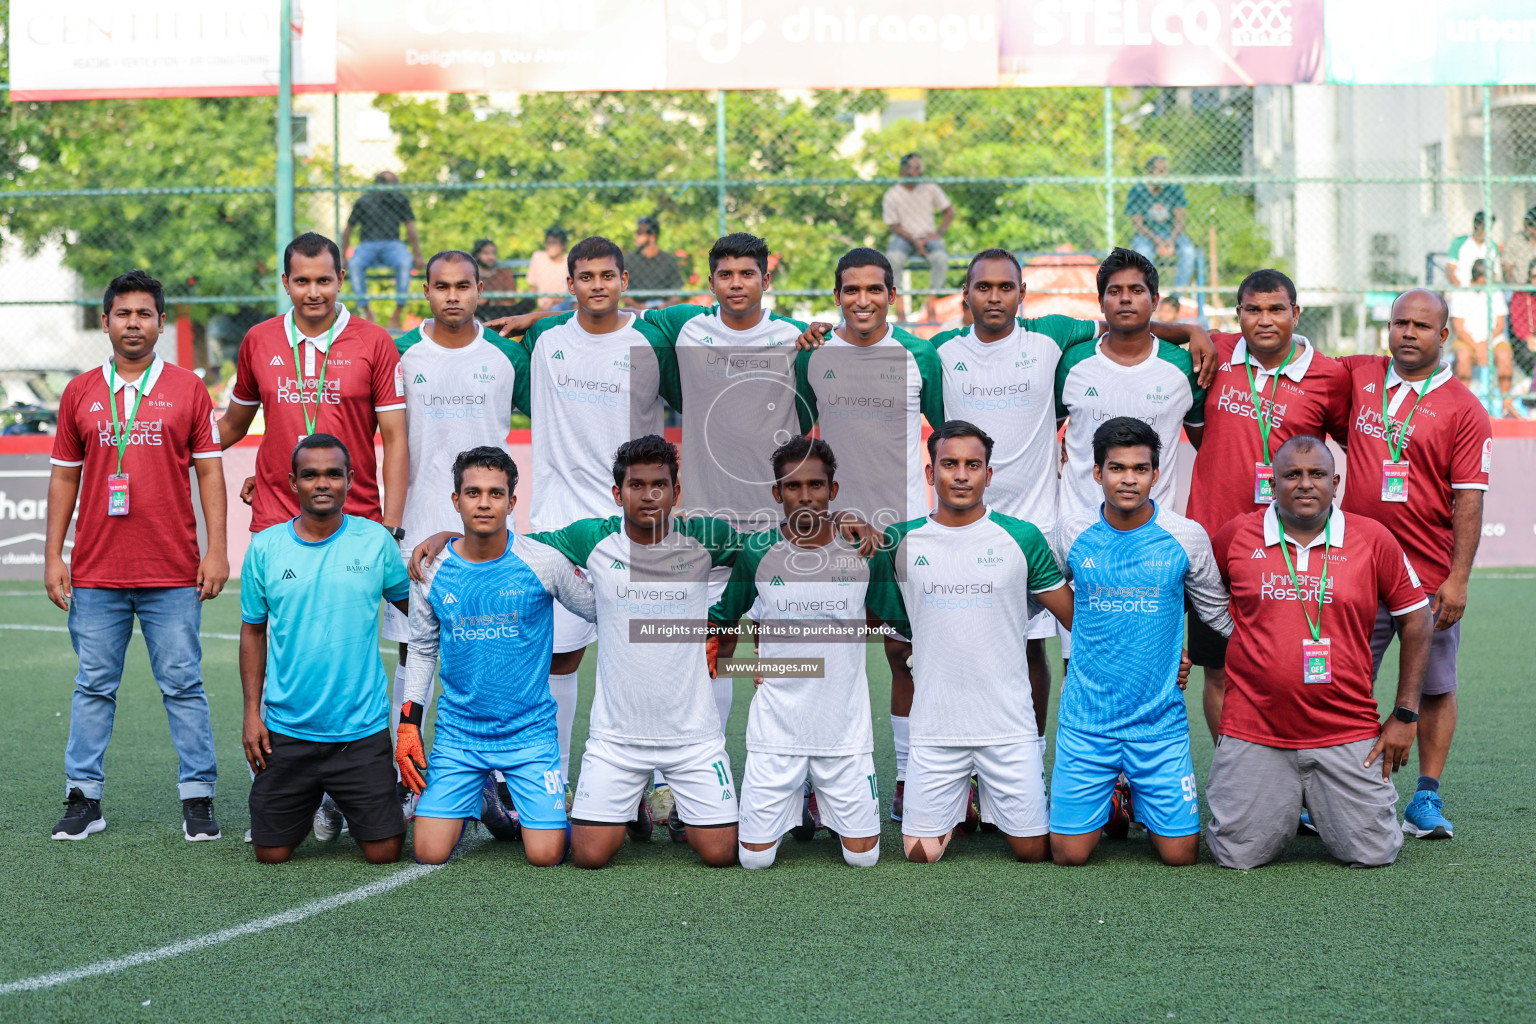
[1403,790,1453,839]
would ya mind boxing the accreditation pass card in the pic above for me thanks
[1254,462,1275,503]
[107,473,129,516]
[1302,638,1332,684]
[1381,461,1409,503]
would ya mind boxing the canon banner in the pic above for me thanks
[997,0,1324,86]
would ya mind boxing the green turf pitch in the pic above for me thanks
[2,575,1533,1023]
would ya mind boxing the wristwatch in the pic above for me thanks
[390,526,406,542]
[1392,706,1419,724]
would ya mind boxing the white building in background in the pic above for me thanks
[0,236,107,374]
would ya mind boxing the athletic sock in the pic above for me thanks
[739,841,780,869]
[842,843,880,868]
[713,676,733,736]
[654,769,667,786]
[891,715,910,782]
[1417,775,1440,793]
[548,671,578,781]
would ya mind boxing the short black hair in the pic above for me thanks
[1473,210,1488,227]
[1092,416,1161,470]
[636,216,661,237]
[964,248,1022,287]
[292,432,350,475]
[835,247,893,293]
[545,225,568,244]
[612,434,678,487]
[471,238,496,259]
[452,446,518,492]
[1145,154,1168,172]
[926,419,994,465]
[771,436,837,484]
[1470,258,1489,281]
[568,235,625,278]
[284,232,343,278]
[899,153,921,172]
[1235,268,1298,305]
[102,269,165,317]
[1273,433,1334,471]
[1096,246,1158,299]
[426,249,479,282]
[709,233,769,276]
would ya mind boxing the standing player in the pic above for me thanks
[387,250,529,807]
[45,270,229,842]
[217,232,407,538]
[867,421,1076,863]
[709,437,885,869]
[239,435,411,864]
[1339,289,1491,840]
[794,248,942,817]
[400,447,595,866]
[530,436,741,869]
[1046,418,1231,867]
[1184,269,1352,740]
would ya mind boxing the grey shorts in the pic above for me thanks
[1205,735,1403,870]
[1370,602,1460,695]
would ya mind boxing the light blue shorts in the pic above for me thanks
[1049,726,1200,838]
[416,739,567,830]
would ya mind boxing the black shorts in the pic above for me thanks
[249,728,404,847]
[1187,608,1229,670]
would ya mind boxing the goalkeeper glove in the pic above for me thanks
[705,634,720,680]
[396,700,428,794]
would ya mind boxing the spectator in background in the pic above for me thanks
[473,239,530,321]
[1155,294,1183,322]
[342,171,424,330]
[1446,211,1496,289]
[1127,156,1196,291]
[1448,259,1513,415]
[1508,257,1536,401]
[883,154,954,319]
[1499,207,1536,284]
[526,226,573,311]
[627,216,683,307]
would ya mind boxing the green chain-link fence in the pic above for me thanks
[3,83,1536,421]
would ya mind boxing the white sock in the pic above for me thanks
[548,671,578,781]
[654,769,667,786]
[739,841,780,869]
[713,677,733,736]
[891,715,910,781]
[841,842,880,867]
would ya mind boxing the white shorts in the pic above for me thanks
[572,737,738,827]
[382,598,410,644]
[1027,607,1056,641]
[902,740,1048,839]
[553,601,597,655]
[738,750,880,844]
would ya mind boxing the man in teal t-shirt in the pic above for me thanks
[239,433,410,864]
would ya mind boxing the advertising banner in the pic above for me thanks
[998,0,1324,86]
[1325,0,1536,85]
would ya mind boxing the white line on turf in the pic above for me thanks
[0,624,395,654]
[0,833,489,995]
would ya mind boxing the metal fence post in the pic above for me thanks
[275,0,294,313]
[1103,86,1115,254]
[333,92,341,241]
[1482,84,1495,413]
[716,90,729,238]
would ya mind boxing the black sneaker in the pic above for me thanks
[626,793,653,844]
[52,788,104,841]
[182,797,221,842]
[667,803,688,844]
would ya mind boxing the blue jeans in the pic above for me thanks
[65,587,216,801]
[349,239,413,304]
[886,234,950,291]
[1131,233,1197,290]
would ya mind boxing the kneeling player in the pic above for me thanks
[1046,418,1232,867]
[868,421,1076,863]
[709,437,885,868]
[399,447,596,866]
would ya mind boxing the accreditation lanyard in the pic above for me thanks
[289,315,337,437]
[1380,374,1431,503]
[106,362,147,516]
[1276,517,1332,684]
[1245,342,1296,503]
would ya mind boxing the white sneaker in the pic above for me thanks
[243,828,253,844]
[312,795,343,842]
[400,787,419,823]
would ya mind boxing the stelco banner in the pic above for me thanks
[997,0,1324,86]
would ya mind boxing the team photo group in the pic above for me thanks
[43,225,1491,874]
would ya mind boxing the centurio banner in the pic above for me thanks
[997,0,1324,86]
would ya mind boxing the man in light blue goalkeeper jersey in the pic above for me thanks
[399,446,596,866]
[1046,417,1232,867]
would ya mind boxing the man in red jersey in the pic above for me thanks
[1185,269,1352,741]
[1208,436,1431,869]
[216,232,407,537]
[44,270,229,843]
[1338,288,1491,841]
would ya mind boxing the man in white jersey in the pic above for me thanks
[794,248,943,820]
[709,437,886,869]
[868,421,1076,863]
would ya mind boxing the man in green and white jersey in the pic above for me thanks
[868,420,1076,864]
[709,437,887,869]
